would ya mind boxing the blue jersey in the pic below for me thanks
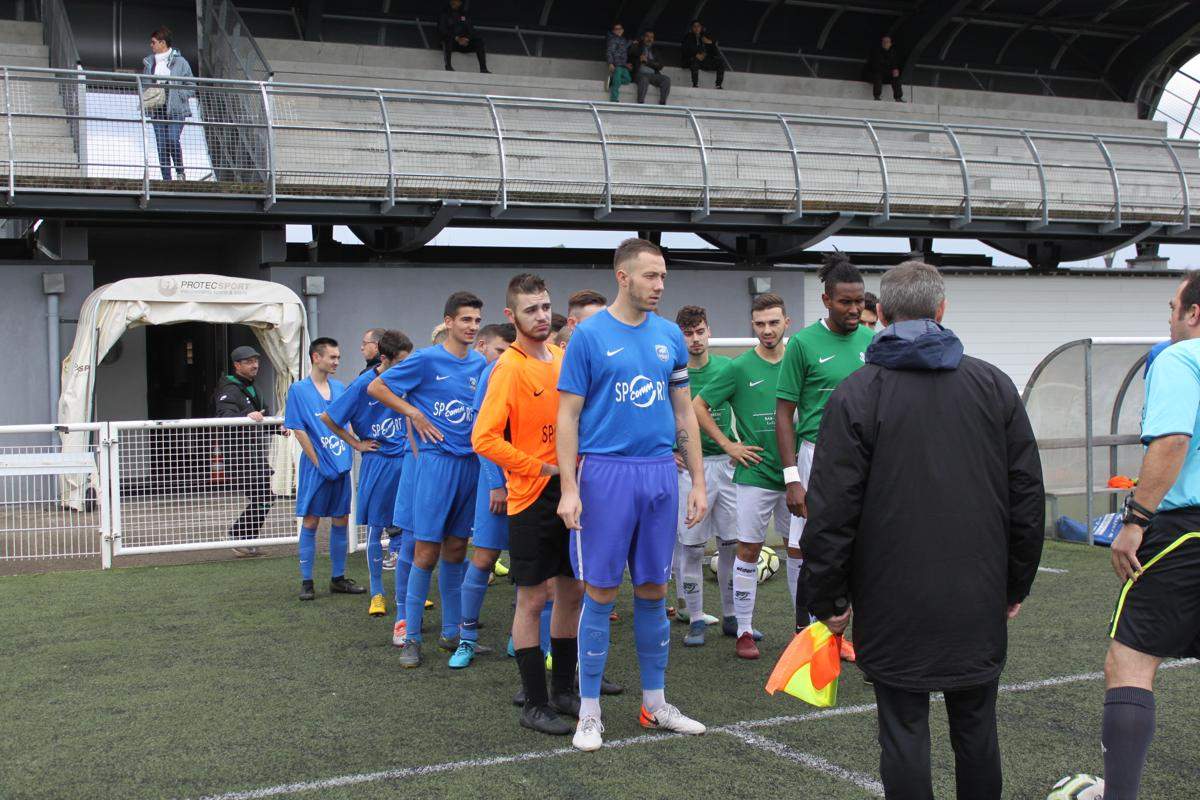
[558,309,689,457]
[325,367,409,457]
[379,344,487,457]
[473,360,505,490]
[1142,339,1200,511]
[1144,339,1171,376]
[285,376,353,478]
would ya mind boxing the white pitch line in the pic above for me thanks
[189,659,1198,800]
[723,726,885,796]
[1038,566,1069,574]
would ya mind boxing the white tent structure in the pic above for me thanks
[57,274,308,505]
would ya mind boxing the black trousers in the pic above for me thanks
[873,680,1001,800]
[229,467,273,541]
[443,37,487,70]
[868,70,904,100]
[688,57,724,87]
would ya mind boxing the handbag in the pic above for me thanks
[142,85,166,110]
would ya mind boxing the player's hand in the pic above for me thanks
[785,481,807,518]
[354,439,380,453]
[408,411,444,444]
[1006,602,1022,620]
[673,452,685,472]
[539,462,559,477]
[557,488,583,531]
[684,483,708,528]
[489,487,507,515]
[724,441,763,467]
[1111,523,1145,582]
[823,608,851,636]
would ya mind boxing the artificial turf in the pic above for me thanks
[0,541,1196,799]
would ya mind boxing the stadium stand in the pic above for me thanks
[0,20,81,182]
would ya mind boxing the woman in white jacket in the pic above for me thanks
[142,27,194,181]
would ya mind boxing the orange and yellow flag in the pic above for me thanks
[764,622,842,707]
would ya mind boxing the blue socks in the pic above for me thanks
[633,596,669,693]
[299,525,317,581]
[439,559,467,640]
[540,599,554,655]
[329,524,348,578]
[459,563,491,642]
[578,595,615,700]
[405,565,433,643]
[394,530,414,622]
[366,526,384,596]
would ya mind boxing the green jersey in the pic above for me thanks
[689,354,734,457]
[699,348,784,491]
[777,320,874,445]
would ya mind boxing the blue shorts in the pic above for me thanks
[472,478,509,551]
[411,451,479,543]
[569,454,677,589]
[356,452,404,528]
[391,452,417,531]
[296,462,352,518]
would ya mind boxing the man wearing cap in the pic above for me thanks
[214,345,275,557]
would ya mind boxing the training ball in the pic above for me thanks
[1046,775,1105,800]
[757,546,780,584]
[708,553,720,578]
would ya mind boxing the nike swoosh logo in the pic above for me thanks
[367,399,380,406]
[585,650,607,657]
[749,380,764,387]
[659,639,670,648]
[819,355,835,364]
[606,348,624,357]
[534,389,544,396]
[435,375,450,381]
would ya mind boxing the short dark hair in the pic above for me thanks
[613,237,663,272]
[817,252,864,293]
[151,26,173,46]
[567,289,607,316]
[377,329,412,360]
[309,336,338,360]
[364,327,385,344]
[479,323,516,344]
[675,305,707,330]
[551,313,568,332]
[443,290,483,320]
[863,292,879,313]
[506,272,548,312]
[880,261,944,322]
[1179,271,1200,318]
[751,293,786,315]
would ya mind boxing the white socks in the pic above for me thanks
[732,557,758,636]
[787,555,801,612]
[717,539,737,618]
[680,544,705,622]
[580,696,602,720]
[642,688,666,714]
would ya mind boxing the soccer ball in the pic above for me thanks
[1046,775,1105,799]
[757,546,781,584]
[708,553,720,578]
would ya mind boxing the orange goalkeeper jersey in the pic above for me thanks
[471,343,563,515]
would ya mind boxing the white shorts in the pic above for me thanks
[735,484,790,545]
[677,455,737,546]
[787,439,817,549]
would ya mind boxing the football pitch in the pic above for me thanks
[2,541,1197,800]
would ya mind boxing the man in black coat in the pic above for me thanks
[865,34,903,101]
[438,0,489,73]
[681,20,724,89]
[628,30,671,104]
[802,261,1044,800]
[213,345,277,557]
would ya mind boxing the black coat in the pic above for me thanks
[628,40,664,72]
[866,45,901,76]
[438,8,476,41]
[681,31,720,67]
[802,320,1044,692]
[212,374,272,489]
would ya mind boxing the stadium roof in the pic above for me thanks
[241,0,1200,114]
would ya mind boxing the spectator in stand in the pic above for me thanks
[681,20,724,89]
[629,30,671,105]
[439,0,489,73]
[865,34,904,102]
[605,22,634,103]
[142,27,194,181]
[861,292,880,330]
[213,345,276,558]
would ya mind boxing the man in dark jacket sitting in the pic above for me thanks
[439,0,489,73]
[802,261,1044,800]
[681,20,724,89]
[213,345,277,557]
[628,30,670,104]
[865,34,903,101]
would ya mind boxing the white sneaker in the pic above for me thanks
[639,703,706,735]
[573,716,604,751]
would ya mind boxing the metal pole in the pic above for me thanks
[134,74,151,207]
[3,67,15,204]
[1093,135,1121,232]
[483,97,507,217]
[777,113,803,223]
[305,294,318,339]
[685,109,710,221]
[259,81,276,209]
[587,102,612,219]
[1019,130,1049,230]
[46,291,61,423]
[1084,339,1094,545]
[99,422,114,569]
[1161,138,1191,232]
[76,64,88,178]
[943,124,971,228]
[377,89,395,211]
[863,120,889,223]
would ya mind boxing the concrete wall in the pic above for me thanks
[0,262,93,426]
[266,263,807,383]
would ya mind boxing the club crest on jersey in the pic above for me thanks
[469,376,478,389]
[655,344,669,362]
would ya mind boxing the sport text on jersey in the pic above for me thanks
[614,375,666,408]
[433,399,476,425]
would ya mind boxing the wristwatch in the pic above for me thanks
[1121,494,1154,528]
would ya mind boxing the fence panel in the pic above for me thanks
[0,422,107,562]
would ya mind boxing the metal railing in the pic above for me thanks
[201,0,273,82]
[0,64,1197,234]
